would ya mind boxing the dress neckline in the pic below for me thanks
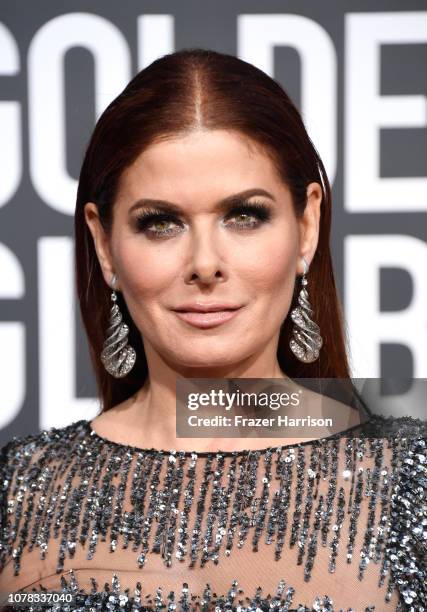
[83,418,371,457]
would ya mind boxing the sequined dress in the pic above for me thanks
[0,415,426,612]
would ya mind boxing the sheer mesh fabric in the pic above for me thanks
[0,418,425,611]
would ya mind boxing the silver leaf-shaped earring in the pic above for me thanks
[100,274,136,378]
[289,256,323,363]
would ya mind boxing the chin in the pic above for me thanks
[165,346,240,367]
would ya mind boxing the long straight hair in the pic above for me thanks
[74,48,352,412]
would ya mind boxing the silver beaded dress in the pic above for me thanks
[0,415,426,612]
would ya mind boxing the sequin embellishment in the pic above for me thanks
[0,416,426,612]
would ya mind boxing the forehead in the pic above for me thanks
[116,129,289,209]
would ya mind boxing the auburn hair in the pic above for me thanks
[74,48,352,412]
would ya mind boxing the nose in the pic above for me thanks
[184,225,226,285]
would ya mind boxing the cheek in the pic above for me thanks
[112,240,177,303]
[235,233,297,296]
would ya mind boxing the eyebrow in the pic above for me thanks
[128,188,276,215]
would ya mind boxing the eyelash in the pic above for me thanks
[134,201,272,238]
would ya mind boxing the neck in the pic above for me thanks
[121,338,290,451]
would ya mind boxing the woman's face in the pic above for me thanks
[85,129,321,371]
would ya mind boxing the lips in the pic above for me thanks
[172,303,244,329]
[173,302,243,313]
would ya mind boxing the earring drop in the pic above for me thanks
[289,257,323,363]
[100,274,136,378]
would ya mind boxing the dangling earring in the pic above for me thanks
[100,274,136,378]
[289,256,323,363]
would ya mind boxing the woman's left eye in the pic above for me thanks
[227,211,260,226]
[224,202,271,228]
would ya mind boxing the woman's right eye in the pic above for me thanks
[134,212,183,238]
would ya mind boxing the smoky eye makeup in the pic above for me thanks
[131,199,274,238]
[132,208,185,238]
[223,201,272,225]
